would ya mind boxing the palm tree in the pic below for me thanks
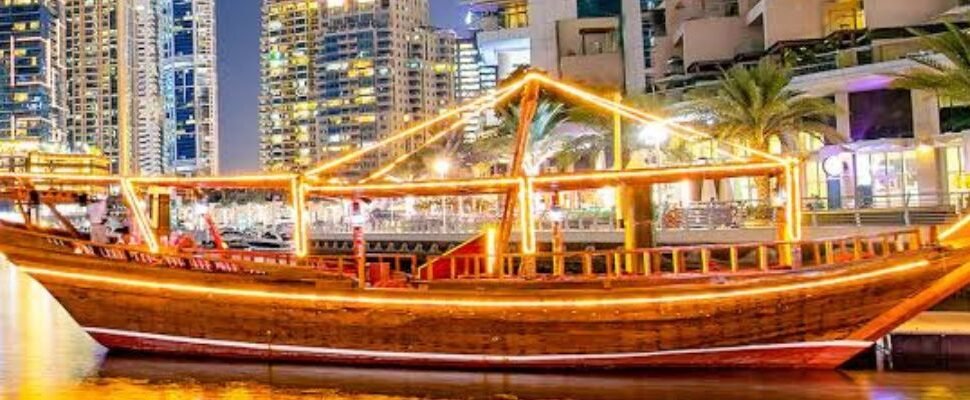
[893,22,970,103]
[684,59,841,199]
[471,98,606,175]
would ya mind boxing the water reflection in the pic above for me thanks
[2,261,970,399]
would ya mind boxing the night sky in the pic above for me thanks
[216,0,469,173]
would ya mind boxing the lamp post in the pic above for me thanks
[433,158,451,233]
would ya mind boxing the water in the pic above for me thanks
[3,264,970,400]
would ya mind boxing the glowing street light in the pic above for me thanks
[432,157,452,178]
[639,122,671,147]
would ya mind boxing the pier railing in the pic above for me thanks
[415,229,924,282]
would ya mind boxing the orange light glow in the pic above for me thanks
[360,119,468,184]
[290,178,308,258]
[305,162,785,198]
[17,260,931,308]
[0,173,121,183]
[940,213,970,243]
[485,224,497,275]
[120,179,160,254]
[306,78,528,177]
[128,174,297,187]
[528,74,786,164]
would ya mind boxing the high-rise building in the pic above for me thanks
[61,0,217,176]
[259,0,319,172]
[64,0,134,174]
[467,0,647,94]
[133,0,164,175]
[456,38,500,142]
[314,0,457,176]
[0,0,67,151]
[157,0,219,176]
[259,0,458,174]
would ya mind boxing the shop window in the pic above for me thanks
[940,97,970,133]
[577,0,622,18]
[849,89,913,141]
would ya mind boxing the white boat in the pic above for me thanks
[246,231,292,251]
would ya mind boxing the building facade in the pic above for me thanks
[64,0,134,174]
[646,0,970,210]
[260,0,458,175]
[157,0,218,176]
[259,0,319,172]
[0,0,67,150]
[468,0,647,94]
[315,0,456,176]
[133,0,163,175]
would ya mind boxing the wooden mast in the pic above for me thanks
[496,80,540,278]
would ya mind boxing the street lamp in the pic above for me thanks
[432,158,452,232]
[638,122,670,147]
[432,158,451,178]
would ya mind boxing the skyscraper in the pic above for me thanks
[133,0,164,175]
[64,0,134,174]
[157,0,219,176]
[259,0,319,172]
[62,0,217,176]
[315,0,456,176]
[0,0,67,152]
[259,0,459,175]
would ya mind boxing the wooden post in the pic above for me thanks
[672,249,682,274]
[551,191,565,276]
[701,248,711,274]
[621,184,654,274]
[758,245,768,271]
[853,238,863,260]
[496,81,540,277]
[812,243,822,266]
[825,241,835,264]
[613,91,624,226]
[642,251,652,275]
[729,246,739,273]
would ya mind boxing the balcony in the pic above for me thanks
[556,17,625,89]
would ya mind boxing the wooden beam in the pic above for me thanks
[496,81,540,277]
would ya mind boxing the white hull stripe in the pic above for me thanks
[85,327,872,363]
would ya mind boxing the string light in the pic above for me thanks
[17,260,930,308]
[306,79,527,177]
[120,179,160,254]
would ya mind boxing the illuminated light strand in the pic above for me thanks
[529,74,787,164]
[485,225,497,276]
[81,327,872,363]
[307,177,521,195]
[360,119,469,184]
[17,260,930,308]
[359,85,526,184]
[305,162,785,198]
[517,177,536,255]
[306,79,528,177]
[290,177,308,258]
[531,162,786,187]
[939,213,970,242]
[128,174,298,187]
[120,179,160,254]
[0,173,121,183]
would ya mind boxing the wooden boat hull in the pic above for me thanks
[4,228,970,370]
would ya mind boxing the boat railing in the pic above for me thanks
[415,229,924,282]
[190,248,419,276]
[11,226,412,279]
[6,224,925,287]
